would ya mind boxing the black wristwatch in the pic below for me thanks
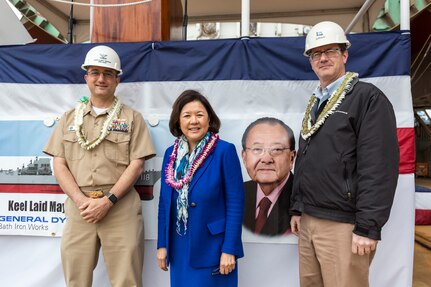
[106,192,118,205]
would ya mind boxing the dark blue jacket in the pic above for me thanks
[157,139,244,267]
[291,80,399,240]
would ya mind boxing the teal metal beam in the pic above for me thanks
[8,0,67,42]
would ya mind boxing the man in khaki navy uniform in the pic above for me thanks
[44,45,156,287]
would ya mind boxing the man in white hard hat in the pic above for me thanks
[44,45,155,287]
[290,21,399,287]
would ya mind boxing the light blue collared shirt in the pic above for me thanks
[313,74,347,110]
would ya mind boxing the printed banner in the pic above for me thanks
[0,193,66,236]
[0,32,415,287]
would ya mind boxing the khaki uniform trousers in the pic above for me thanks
[61,188,144,287]
[299,213,375,287]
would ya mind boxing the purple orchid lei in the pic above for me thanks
[165,133,219,189]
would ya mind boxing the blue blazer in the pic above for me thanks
[157,139,245,268]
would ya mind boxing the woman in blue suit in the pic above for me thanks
[157,90,245,287]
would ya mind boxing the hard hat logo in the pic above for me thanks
[94,54,112,65]
[315,31,325,41]
[81,45,123,75]
[99,54,108,61]
[304,21,351,56]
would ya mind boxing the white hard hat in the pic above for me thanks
[304,21,351,56]
[81,45,122,75]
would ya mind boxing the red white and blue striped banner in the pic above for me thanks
[0,31,414,286]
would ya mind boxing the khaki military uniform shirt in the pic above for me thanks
[44,100,156,188]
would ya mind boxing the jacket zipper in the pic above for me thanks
[343,162,352,201]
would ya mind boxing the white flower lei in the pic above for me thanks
[74,97,122,150]
[301,72,358,140]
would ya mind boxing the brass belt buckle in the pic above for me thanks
[87,191,104,199]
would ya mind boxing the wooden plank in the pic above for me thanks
[91,0,182,42]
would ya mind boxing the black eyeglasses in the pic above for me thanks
[309,48,341,61]
[245,147,291,157]
[87,70,117,79]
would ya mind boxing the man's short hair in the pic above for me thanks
[241,117,295,151]
[338,43,348,52]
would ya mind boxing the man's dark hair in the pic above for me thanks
[339,43,348,52]
[241,117,295,151]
